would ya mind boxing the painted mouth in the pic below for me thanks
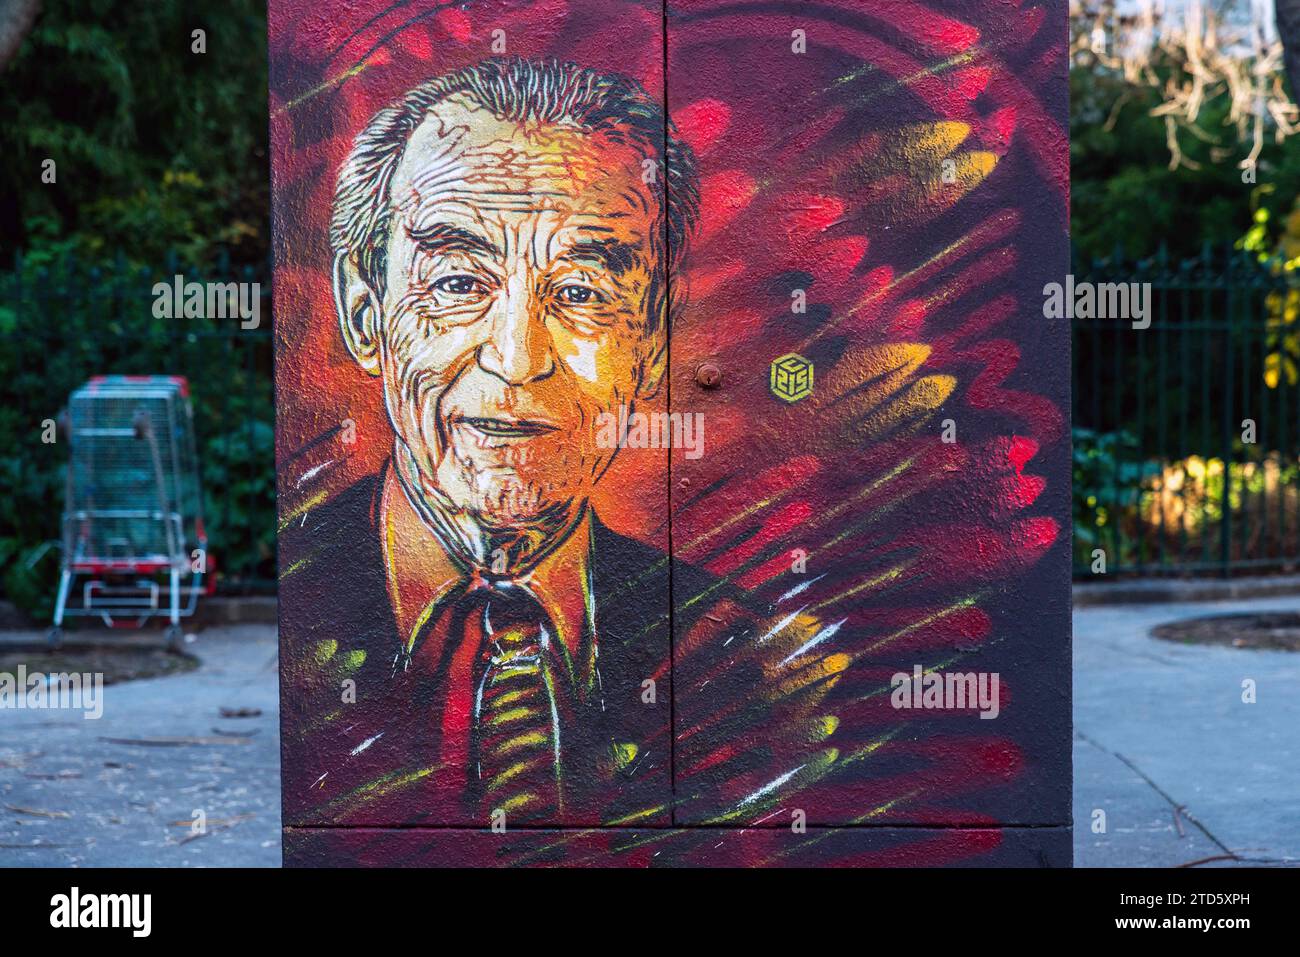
[458,416,559,439]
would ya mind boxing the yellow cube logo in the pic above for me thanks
[770,353,814,403]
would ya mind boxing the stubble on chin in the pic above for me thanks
[447,435,582,531]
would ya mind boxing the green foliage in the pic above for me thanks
[1073,427,1160,555]
[1073,425,1300,572]
[0,0,268,271]
[0,254,274,617]
[1071,59,1300,262]
[1071,53,1300,573]
[0,1,273,616]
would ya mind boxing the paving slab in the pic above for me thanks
[1073,597,1300,867]
[5,598,1296,868]
[0,624,281,867]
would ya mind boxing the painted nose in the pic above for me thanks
[477,282,555,385]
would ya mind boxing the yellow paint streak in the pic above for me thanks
[852,374,958,439]
[946,150,998,191]
[860,595,978,657]
[489,688,531,708]
[701,747,841,824]
[487,706,537,728]
[499,792,538,814]
[760,611,824,662]
[839,728,906,767]
[667,463,916,632]
[822,654,851,674]
[316,765,440,817]
[853,122,974,177]
[776,653,850,698]
[494,730,549,757]
[675,488,798,568]
[605,804,667,826]
[279,61,369,114]
[636,458,920,646]
[488,759,540,791]
[759,789,923,866]
[810,460,922,555]
[915,121,973,159]
[810,561,912,615]
[802,225,990,350]
[278,490,327,532]
[279,556,310,579]
[611,741,639,770]
[385,499,403,631]
[405,596,440,654]
[817,343,932,423]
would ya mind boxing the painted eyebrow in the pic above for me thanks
[406,222,501,258]
[561,238,642,276]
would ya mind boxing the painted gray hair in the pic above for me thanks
[330,56,699,337]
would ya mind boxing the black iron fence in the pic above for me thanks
[1073,244,1300,577]
[0,250,274,616]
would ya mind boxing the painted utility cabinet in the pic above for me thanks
[271,0,1070,866]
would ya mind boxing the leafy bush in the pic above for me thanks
[0,253,274,619]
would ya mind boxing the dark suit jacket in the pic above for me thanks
[279,469,732,830]
[276,470,1049,868]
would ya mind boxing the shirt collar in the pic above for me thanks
[378,457,599,691]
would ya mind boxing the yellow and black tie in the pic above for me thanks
[469,584,562,822]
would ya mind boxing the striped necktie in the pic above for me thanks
[466,583,563,822]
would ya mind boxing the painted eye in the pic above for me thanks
[558,284,601,305]
[433,275,484,296]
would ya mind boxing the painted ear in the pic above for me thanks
[332,252,382,375]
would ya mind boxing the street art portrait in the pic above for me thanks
[272,0,1071,866]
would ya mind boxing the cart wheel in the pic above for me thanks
[164,625,184,652]
[45,626,63,648]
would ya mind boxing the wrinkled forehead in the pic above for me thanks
[388,92,658,240]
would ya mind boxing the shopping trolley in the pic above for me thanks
[49,376,208,648]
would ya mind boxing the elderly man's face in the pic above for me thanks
[343,93,665,530]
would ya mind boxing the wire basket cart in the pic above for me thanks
[49,376,208,647]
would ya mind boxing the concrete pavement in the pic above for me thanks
[0,625,281,867]
[4,597,1298,868]
[1074,597,1300,867]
